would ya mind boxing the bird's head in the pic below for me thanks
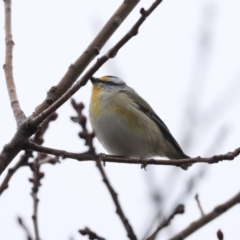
[90,76,126,92]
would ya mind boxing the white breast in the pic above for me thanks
[89,91,164,158]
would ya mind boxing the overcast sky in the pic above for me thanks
[0,0,240,239]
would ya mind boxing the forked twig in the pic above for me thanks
[168,191,240,240]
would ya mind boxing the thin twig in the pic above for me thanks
[146,205,185,240]
[0,151,32,196]
[29,113,58,240]
[96,155,137,240]
[79,227,106,240]
[168,191,240,240]
[70,99,132,239]
[195,194,205,216]
[29,158,43,240]
[26,143,240,168]
[3,0,26,126]
[17,217,33,240]
[31,0,139,119]
[30,0,163,127]
[141,212,162,240]
[72,101,105,240]
[31,113,58,145]
[70,99,95,154]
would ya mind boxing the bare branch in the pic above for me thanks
[168,191,240,240]
[3,0,26,126]
[195,194,205,217]
[0,128,31,175]
[0,112,58,176]
[0,0,161,175]
[30,0,163,127]
[96,155,137,240]
[0,151,31,196]
[0,0,139,175]
[26,143,240,168]
[146,205,185,240]
[0,113,57,194]
[31,0,140,119]
[79,227,106,240]
[17,217,33,240]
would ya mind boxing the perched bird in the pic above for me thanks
[89,75,190,170]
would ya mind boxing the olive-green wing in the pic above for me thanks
[119,88,188,157]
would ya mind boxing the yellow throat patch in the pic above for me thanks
[90,84,101,116]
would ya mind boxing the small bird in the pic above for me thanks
[89,76,190,170]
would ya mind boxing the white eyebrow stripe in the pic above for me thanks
[100,76,125,85]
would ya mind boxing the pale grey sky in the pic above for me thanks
[0,0,240,239]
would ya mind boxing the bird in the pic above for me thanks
[89,75,190,170]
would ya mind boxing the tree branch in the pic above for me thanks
[0,124,35,175]
[71,99,136,238]
[0,113,57,191]
[26,143,240,168]
[0,0,139,175]
[146,205,185,240]
[95,155,137,240]
[31,0,140,119]
[28,113,58,240]
[0,151,31,196]
[30,0,163,127]
[3,0,26,126]
[168,191,240,240]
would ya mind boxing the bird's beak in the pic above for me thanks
[90,76,98,84]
